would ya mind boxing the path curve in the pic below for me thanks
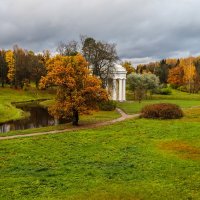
[0,108,140,141]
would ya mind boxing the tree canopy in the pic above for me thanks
[3,46,47,88]
[39,54,108,125]
[82,37,118,88]
[121,61,135,75]
[127,73,159,102]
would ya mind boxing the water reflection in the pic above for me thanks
[0,102,61,133]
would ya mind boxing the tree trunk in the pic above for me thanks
[1,80,4,87]
[72,109,79,126]
[35,80,39,89]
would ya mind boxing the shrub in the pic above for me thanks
[141,103,183,119]
[156,88,172,95]
[99,100,116,111]
[177,86,188,92]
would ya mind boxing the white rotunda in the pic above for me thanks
[107,64,127,102]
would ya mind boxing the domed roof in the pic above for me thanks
[114,63,127,72]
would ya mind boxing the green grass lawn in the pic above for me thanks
[119,89,200,114]
[152,89,200,100]
[127,89,200,101]
[0,113,199,199]
[0,88,200,199]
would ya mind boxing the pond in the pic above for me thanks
[0,101,68,133]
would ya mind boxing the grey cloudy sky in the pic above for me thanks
[1,0,200,64]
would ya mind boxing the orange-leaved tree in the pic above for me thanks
[168,65,184,88]
[39,54,108,125]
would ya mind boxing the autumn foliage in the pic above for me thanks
[121,61,135,75]
[167,57,200,92]
[2,46,47,88]
[5,50,15,84]
[136,56,200,93]
[39,54,108,125]
[167,65,184,87]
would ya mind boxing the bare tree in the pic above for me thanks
[82,37,118,88]
[57,40,79,56]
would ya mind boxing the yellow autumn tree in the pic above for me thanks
[39,54,108,125]
[166,58,178,67]
[5,50,15,85]
[180,57,196,93]
[121,61,135,75]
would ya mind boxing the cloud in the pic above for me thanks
[122,57,159,66]
[1,0,200,64]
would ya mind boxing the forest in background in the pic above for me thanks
[0,37,119,90]
[1,38,200,94]
[135,56,200,93]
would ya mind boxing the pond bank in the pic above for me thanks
[0,108,140,140]
[0,99,60,133]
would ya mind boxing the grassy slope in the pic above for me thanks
[0,87,54,123]
[0,111,199,200]
[0,88,200,199]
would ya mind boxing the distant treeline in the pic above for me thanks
[0,36,118,89]
[1,42,200,94]
[136,57,200,93]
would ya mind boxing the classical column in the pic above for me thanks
[122,79,126,101]
[119,79,123,101]
[112,79,117,100]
